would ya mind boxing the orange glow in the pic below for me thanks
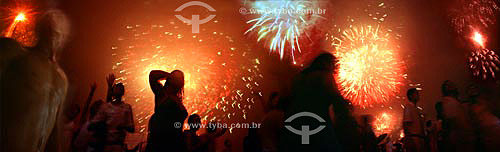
[15,12,27,21]
[5,10,31,37]
[331,25,405,108]
[112,22,264,135]
[373,112,394,136]
[4,7,37,46]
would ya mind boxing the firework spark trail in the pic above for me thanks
[112,21,264,135]
[244,0,323,63]
[2,6,37,46]
[331,25,405,108]
[449,0,499,35]
[468,30,500,79]
[5,12,27,37]
[447,0,500,79]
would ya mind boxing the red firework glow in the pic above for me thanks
[5,12,27,37]
[373,112,394,136]
[112,21,264,136]
[449,0,499,35]
[3,5,37,46]
[331,25,405,108]
[468,30,500,79]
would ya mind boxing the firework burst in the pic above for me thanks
[244,0,323,63]
[5,12,27,37]
[112,20,264,135]
[373,112,394,136]
[468,30,500,79]
[331,25,405,108]
[449,0,500,35]
[2,5,37,46]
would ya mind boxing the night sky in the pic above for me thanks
[1,0,499,150]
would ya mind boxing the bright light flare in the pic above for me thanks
[3,7,36,46]
[373,112,394,136]
[5,12,29,37]
[471,31,485,48]
[331,25,405,108]
[15,12,27,21]
[244,0,323,63]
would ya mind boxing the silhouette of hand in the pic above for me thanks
[90,82,97,92]
[106,74,116,87]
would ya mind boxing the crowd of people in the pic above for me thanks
[54,70,229,152]
[60,53,495,152]
[1,9,499,152]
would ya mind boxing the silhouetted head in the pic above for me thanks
[304,53,336,74]
[187,114,201,131]
[441,80,459,97]
[269,91,279,107]
[34,9,70,60]
[466,83,481,99]
[166,70,185,95]
[407,88,420,103]
[113,83,125,98]
[89,100,104,119]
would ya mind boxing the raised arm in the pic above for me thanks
[149,70,169,95]
[79,82,97,126]
[106,74,116,103]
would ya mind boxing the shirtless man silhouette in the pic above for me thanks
[1,9,70,152]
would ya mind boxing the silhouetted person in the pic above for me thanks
[280,53,344,152]
[93,74,135,152]
[257,93,289,152]
[222,139,232,152]
[0,37,26,73]
[256,91,279,113]
[403,88,425,152]
[359,115,377,152]
[87,120,108,152]
[331,100,360,152]
[435,102,447,152]
[426,120,439,152]
[440,80,475,152]
[1,9,70,152]
[184,114,204,152]
[73,82,105,152]
[61,103,81,151]
[244,128,262,152]
[465,84,500,152]
[74,99,106,152]
[202,122,228,152]
[146,70,188,152]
